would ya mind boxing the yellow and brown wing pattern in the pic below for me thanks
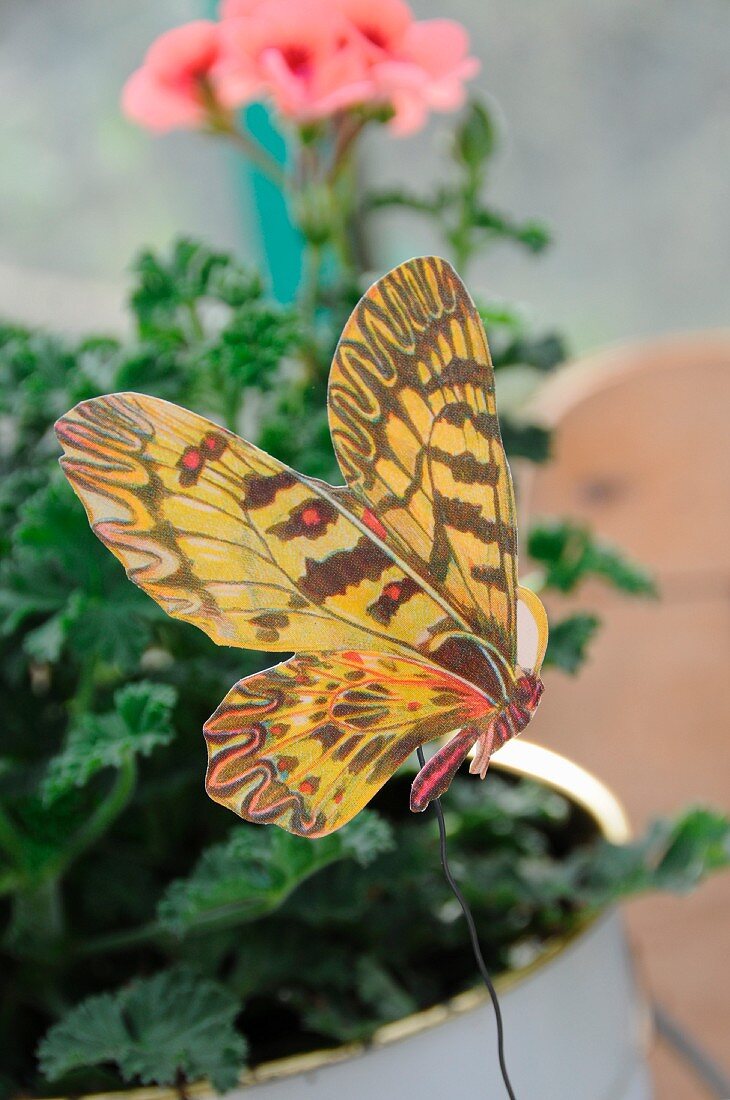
[55,393,458,656]
[329,256,518,664]
[204,650,494,836]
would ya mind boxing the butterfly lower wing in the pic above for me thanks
[56,393,458,655]
[328,256,518,665]
[204,650,493,836]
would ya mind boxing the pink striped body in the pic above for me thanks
[410,673,544,812]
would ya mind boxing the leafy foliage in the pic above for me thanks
[528,520,657,596]
[544,613,600,674]
[38,969,247,1092]
[157,812,393,935]
[128,238,302,424]
[43,683,177,801]
[559,807,730,905]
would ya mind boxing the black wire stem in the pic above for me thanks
[416,745,517,1100]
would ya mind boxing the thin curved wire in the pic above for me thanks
[416,746,517,1100]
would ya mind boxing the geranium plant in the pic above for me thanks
[0,1,727,1095]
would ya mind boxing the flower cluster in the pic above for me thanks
[122,0,479,135]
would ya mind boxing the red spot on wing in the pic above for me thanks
[383,582,402,602]
[301,506,321,527]
[182,448,202,470]
[333,789,344,804]
[203,432,226,455]
[299,779,316,795]
[362,508,387,540]
[407,701,421,711]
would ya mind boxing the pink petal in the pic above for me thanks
[401,19,473,76]
[213,64,263,109]
[332,0,413,54]
[145,20,220,81]
[220,0,262,17]
[259,47,309,114]
[121,67,205,133]
[388,90,428,135]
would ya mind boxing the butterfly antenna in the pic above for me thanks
[416,746,517,1100]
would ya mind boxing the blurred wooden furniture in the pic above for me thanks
[522,332,730,1100]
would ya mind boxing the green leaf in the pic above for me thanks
[476,301,525,333]
[471,207,551,253]
[43,681,177,801]
[22,604,75,663]
[37,991,129,1075]
[157,811,394,935]
[544,613,600,673]
[528,519,657,595]
[652,807,730,891]
[453,100,497,171]
[364,187,446,215]
[63,589,157,668]
[37,968,247,1092]
[355,957,417,1022]
[500,419,551,463]
[0,549,69,635]
[300,957,418,1043]
[566,807,730,906]
[1,478,157,667]
[493,333,567,373]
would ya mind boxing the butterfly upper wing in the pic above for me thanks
[328,256,519,666]
[55,393,459,656]
[204,650,494,836]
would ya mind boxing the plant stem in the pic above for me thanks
[327,115,366,187]
[450,166,482,275]
[70,657,98,719]
[185,301,205,343]
[300,238,323,327]
[7,876,65,952]
[215,123,287,189]
[53,758,137,876]
[76,919,160,957]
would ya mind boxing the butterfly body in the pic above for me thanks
[410,669,543,812]
[56,256,548,836]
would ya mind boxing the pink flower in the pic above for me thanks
[122,21,225,132]
[374,19,480,134]
[123,2,479,136]
[219,0,375,122]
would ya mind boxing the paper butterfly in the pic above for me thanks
[56,256,547,837]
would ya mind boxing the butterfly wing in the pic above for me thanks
[517,585,549,675]
[204,649,494,836]
[329,256,518,665]
[56,393,459,656]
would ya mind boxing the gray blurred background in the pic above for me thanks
[1,0,728,348]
